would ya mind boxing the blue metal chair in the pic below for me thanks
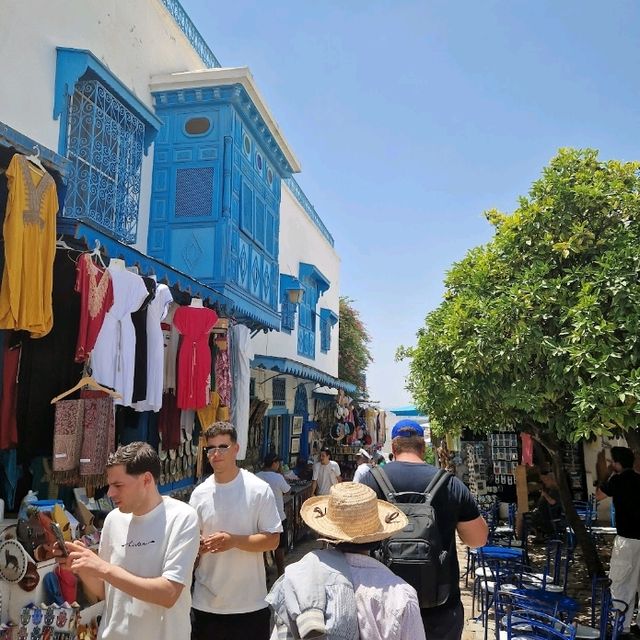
[504,606,576,639]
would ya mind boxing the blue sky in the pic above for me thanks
[183,0,640,408]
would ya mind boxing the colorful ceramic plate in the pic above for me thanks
[0,539,29,583]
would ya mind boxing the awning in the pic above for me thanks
[252,355,357,393]
[388,405,425,417]
[72,220,279,330]
[299,263,330,294]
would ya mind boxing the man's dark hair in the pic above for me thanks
[611,446,635,470]
[106,442,161,481]
[205,422,237,443]
[392,435,426,456]
[320,447,332,459]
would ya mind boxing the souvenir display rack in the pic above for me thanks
[561,442,587,500]
[327,444,361,481]
[489,429,519,487]
[464,441,499,509]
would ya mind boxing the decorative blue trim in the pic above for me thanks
[73,220,280,330]
[283,177,334,247]
[157,0,221,69]
[153,85,295,177]
[321,308,339,326]
[252,355,357,393]
[299,263,330,294]
[54,48,162,153]
[0,121,71,178]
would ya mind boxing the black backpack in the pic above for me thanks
[371,465,453,609]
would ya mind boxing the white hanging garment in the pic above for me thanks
[230,324,253,460]
[91,268,149,406]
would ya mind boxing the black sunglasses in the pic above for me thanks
[203,444,232,455]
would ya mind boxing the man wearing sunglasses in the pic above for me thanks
[189,422,282,640]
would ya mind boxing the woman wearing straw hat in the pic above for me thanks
[266,482,426,640]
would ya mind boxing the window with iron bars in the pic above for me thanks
[64,78,144,244]
[272,378,286,407]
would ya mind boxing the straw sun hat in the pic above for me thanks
[300,482,408,544]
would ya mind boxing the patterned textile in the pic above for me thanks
[74,253,114,363]
[52,392,115,484]
[79,391,115,484]
[214,344,232,407]
[52,399,84,481]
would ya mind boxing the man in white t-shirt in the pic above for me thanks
[189,422,282,640]
[352,448,373,483]
[311,447,342,496]
[58,442,200,640]
[256,453,291,577]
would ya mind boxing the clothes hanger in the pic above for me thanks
[50,375,122,404]
[56,235,74,250]
[90,240,107,268]
[24,146,45,174]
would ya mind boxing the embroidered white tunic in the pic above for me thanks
[91,268,148,406]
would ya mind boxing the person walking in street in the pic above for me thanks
[189,422,282,640]
[360,419,488,640]
[267,482,426,640]
[311,446,342,495]
[596,446,640,636]
[256,452,291,577]
[351,448,373,483]
[58,442,200,640]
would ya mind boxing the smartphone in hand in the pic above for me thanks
[50,522,69,557]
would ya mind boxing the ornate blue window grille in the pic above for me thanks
[272,378,286,407]
[320,308,339,353]
[64,79,144,244]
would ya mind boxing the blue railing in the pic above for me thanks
[159,0,221,69]
[284,177,335,247]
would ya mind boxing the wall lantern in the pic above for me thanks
[286,286,304,304]
[281,274,304,305]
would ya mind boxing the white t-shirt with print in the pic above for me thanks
[98,496,200,640]
[189,469,282,614]
[313,460,341,495]
[256,470,291,520]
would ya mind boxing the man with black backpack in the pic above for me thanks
[359,420,488,640]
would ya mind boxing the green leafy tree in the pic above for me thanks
[338,297,373,396]
[398,149,640,576]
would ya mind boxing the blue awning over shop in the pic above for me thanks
[389,405,425,417]
[72,220,279,330]
[252,355,357,394]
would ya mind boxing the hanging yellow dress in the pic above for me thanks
[0,154,57,337]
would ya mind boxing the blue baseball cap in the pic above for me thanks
[391,419,425,439]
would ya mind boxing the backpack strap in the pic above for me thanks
[370,466,398,503]
[424,468,451,506]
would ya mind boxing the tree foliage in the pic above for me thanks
[398,149,640,575]
[399,149,640,444]
[339,296,373,395]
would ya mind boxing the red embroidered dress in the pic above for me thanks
[74,253,114,363]
[173,306,218,409]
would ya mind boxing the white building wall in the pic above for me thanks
[0,0,207,251]
[251,183,341,378]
